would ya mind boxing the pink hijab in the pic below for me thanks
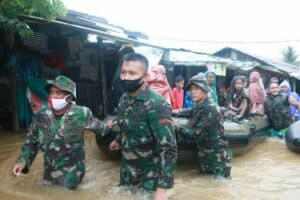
[248,71,265,104]
[147,65,173,105]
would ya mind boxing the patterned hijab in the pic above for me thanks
[147,65,173,105]
[205,71,218,104]
[248,71,265,104]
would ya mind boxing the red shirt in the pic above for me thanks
[172,87,184,109]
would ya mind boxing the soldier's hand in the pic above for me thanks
[12,163,26,177]
[171,119,180,133]
[109,140,120,151]
[153,188,168,200]
[172,109,179,116]
[105,119,116,129]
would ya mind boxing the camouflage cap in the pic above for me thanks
[46,75,76,98]
[185,73,209,92]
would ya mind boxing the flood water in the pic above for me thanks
[0,129,300,200]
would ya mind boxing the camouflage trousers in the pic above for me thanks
[119,158,160,191]
[43,157,85,189]
[177,133,232,178]
[196,145,232,178]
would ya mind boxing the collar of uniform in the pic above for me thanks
[269,93,281,99]
[64,102,77,116]
[122,85,149,101]
[135,85,149,101]
[196,96,209,109]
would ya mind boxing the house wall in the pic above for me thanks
[1,23,125,131]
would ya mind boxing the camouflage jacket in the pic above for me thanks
[116,86,177,190]
[176,97,228,149]
[16,103,108,185]
[264,93,291,130]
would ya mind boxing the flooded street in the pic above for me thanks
[0,130,300,200]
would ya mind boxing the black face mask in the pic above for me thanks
[121,77,144,92]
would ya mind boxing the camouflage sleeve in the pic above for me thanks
[16,118,39,172]
[114,117,122,144]
[84,108,109,137]
[174,107,193,117]
[148,103,178,189]
[177,106,218,142]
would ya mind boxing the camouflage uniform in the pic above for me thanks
[264,94,291,131]
[16,76,108,189]
[116,86,177,191]
[177,77,232,178]
[264,93,292,138]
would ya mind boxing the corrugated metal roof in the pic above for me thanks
[165,49,259,70]
[214,47,299,74]
[19,14,166,50]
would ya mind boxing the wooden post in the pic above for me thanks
[11,69,19,132]
[98,38,107,118]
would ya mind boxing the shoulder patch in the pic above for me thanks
[159,118,170,125]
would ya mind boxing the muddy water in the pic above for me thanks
[0,130,300,200]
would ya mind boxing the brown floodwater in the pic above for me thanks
[0,129,300,200]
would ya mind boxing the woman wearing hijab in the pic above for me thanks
[280,80,300,121]
[205,71,219,105]
[248,71,265,116]
[147,65,174,106]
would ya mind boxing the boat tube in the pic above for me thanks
[285,120,300,153]
[96,116,269,161]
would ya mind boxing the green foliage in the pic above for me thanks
[0,0,67,38]
[282,46,300,66]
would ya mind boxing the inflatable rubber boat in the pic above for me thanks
[285,120,300,153]
[175,116,268,163]
[96,116,269,161]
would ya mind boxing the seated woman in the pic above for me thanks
[174,75,232,178]
[248,71,265,116]
[224,76,250,120]
[265,81,300,138]
[147,65,174,106]
[205,71,219,105]
[280,80,300,122]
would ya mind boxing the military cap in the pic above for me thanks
[46,75,76,98]
[185,73,209,92]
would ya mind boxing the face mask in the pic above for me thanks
[121,77,144,92]
[48,95,70,111]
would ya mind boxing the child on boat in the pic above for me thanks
[224,76,250,121]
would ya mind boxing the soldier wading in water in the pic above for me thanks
[173,75,232,179]
[109,53,177,200]
[12,75,113,189]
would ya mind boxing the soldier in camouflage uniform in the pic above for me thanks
[109,53,177,200]
[264,81,300,138]
[12,75,110,189]
[174,75,232,178]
